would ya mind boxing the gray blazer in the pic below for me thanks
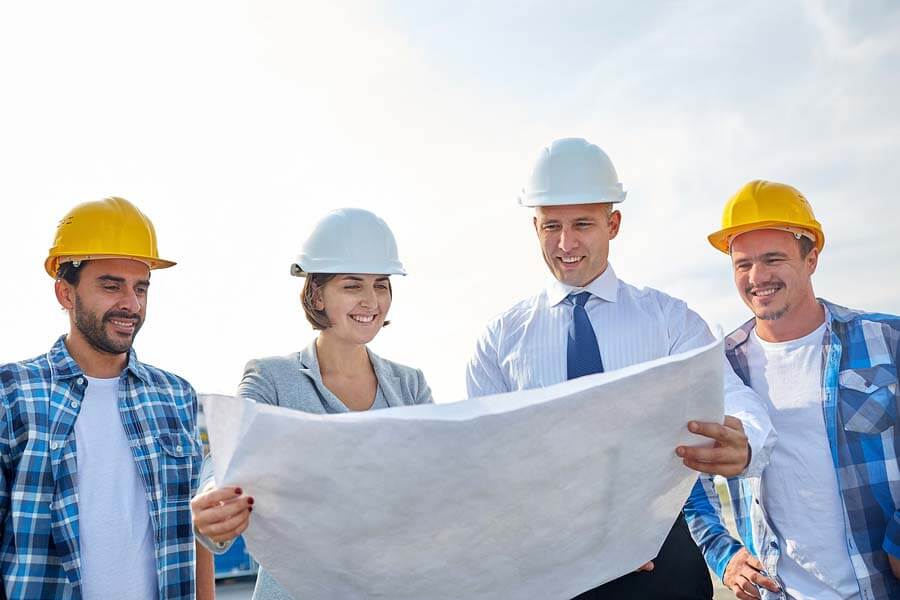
[239,340,433,413]
[240,340,433,600]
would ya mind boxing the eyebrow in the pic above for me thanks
[734,251,790,262]
[97,275,151,286]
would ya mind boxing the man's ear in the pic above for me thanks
[806,247,820,276]
[533,215,539,236]
[607,209,622,240]
[55,279,75,311]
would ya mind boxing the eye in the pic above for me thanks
[343,284,361,290]
[135,286,149,295]
[375,283,389,290]
[574,221,593,229]
[541,223,560,232]
[102,284,120,292]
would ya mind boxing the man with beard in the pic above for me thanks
[689,180,900,600]
[466,138,775,599]
[0,197,203,600]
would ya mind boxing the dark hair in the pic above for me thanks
[301,273,392,330]
[798,235,815,257]
[56,260,87,285]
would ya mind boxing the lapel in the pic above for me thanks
[367,348,403,407]
[297,341,404,409]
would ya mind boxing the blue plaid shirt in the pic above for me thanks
[686,300,900,600]
[0,336,203,600]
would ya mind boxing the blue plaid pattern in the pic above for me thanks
[685,300,900,600]
[0,336,203,600]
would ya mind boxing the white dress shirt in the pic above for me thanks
[466,264,775,476]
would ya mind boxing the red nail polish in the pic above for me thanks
[235,487,243,495]
[248,506,253,513]
[247,497,254,505]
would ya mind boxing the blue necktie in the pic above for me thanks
[567,291,604,379]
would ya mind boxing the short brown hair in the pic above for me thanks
[798,235,815,257]
[301,273,392,330]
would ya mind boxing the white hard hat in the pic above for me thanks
[519,137,626,207]
[290,208,407,277]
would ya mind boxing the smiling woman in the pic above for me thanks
[191,207,434,600]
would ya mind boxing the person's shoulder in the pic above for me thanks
[134,360,195,396]
[244,352,304,374]
[370,352,422,380]
[826,300,900,325]
[0,352,52,401]
[617,277,689,311]
[485,292,547,329]
[1,351,51,378]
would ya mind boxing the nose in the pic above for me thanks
[747,262,770,287]
[558,227,578,253]
[359,285,377,309]
[118,286,142,313]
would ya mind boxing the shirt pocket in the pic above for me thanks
[157,431,196,502]
[838,365,897,434]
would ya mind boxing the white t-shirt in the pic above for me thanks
[747,323,859,600]
[74,376,158,600]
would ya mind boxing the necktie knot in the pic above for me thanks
[569,291,591,307]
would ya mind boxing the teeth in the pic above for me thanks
[753,287,779,297]
[350,315,375,323]
[110,319,134,327]
[560,257,582,264]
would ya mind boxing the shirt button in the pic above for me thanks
[70,400,79,409]
[175,445,183,453]
[76,377,85,385]
[770,541,778,549]
[51,441,60,450]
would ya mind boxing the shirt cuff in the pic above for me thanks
[732,408,777,478]
[195,524,235,555]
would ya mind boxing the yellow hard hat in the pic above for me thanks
[708,180,825,254]
[45,197,176,278]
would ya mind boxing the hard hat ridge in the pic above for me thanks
[519,137,627,207]
[291,208,407,277]
[708,180,825,254]
[44,196,176,278]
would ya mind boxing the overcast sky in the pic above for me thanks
[2,1,898,401]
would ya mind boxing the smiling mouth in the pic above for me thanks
[748,283,783,299]
[107,318,138,334]
[558,256,584,265]
[350,314,377,324]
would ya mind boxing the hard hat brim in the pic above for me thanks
[708,221,825,254]
[290,262,407,278]
[45,254,177,278]
[518,189,627,207]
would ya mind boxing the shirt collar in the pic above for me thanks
[725,300,834,352]
[48,334,149,383]
[546,263,619,307]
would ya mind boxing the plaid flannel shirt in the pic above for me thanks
[0,336,203,600]
[686,300,900,600]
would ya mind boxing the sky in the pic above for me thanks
[1,1,898,402]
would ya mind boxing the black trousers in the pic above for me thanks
[572,513,713,600]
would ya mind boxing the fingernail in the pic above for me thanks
[235,487,243,495]
[688,422,698,432]
[247,497,255,505]
[248,506,253,513]
[675,447,685,457]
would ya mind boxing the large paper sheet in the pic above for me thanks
[202,339,723,599]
